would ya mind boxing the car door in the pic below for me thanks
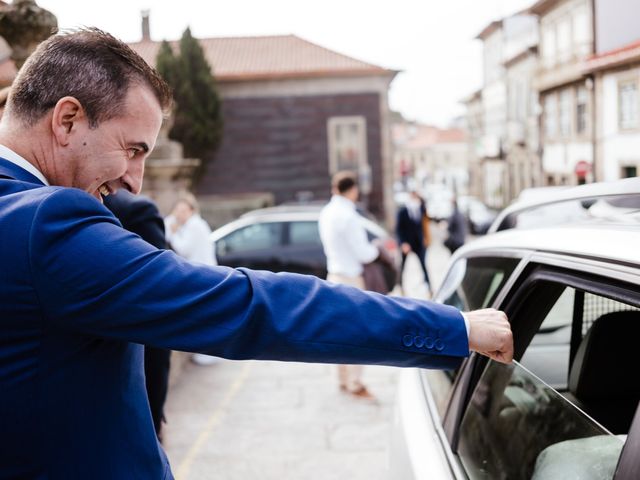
[214,221,286,271]
[444,259,640,479]
[389,254,525,479]
[281,220,327,277]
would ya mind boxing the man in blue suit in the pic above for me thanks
[0,29,512,479]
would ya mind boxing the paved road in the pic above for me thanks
[163,223,457,480]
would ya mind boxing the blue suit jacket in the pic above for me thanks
[0,158,468,479]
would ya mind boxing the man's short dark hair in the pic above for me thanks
[332,171,358,194]
[9,28,172,128]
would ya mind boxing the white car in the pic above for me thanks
[389,209,640,479]
[489,178,640,233]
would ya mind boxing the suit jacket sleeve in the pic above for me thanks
[29,188,469,369]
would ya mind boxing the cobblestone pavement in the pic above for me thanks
[163,223,457,480]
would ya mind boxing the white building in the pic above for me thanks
[504,13,542,201]
[530,0,594,185]
[473,12,540,208]
[585,41,640,181]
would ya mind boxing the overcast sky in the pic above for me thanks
[37,0,534,127]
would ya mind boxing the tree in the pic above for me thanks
[156,28,224,180]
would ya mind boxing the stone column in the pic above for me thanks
[142,115,200,216]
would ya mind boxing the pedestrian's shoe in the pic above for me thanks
[341,382,375,400]
[349,385,375,400]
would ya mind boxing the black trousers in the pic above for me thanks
[400,247,431,288]
[144,347,172,437]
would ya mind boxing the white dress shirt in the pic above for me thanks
[0,144,49,185]
[318,195,379,277]
[165,213,216,266]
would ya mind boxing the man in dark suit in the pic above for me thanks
[104,190,172,441]
[0,29,512,478]
[396,190,432,295]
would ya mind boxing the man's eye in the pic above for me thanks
[128,148,140,159]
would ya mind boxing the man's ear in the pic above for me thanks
[50,96,86,146]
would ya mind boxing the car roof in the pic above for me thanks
[211,209,388,241]
[240,203,324,217]
[458,218,640,267]
[488,177,640,233]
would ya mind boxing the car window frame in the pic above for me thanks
[436,250,529,426]
[443,260,640,478]
[419,250,529,477]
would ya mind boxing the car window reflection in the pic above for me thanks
[457,361,624,480]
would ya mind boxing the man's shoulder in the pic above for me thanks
[12,186,118,227]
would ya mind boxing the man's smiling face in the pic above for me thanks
[57,84,163,202]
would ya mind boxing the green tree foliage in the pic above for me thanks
[155,29,223,179]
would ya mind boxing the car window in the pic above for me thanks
[289,221,321,246]
[217,222,283,256]
[438,257,519,311]
[426,256,519,419]
[521,287,639,390]
[457,361,624,480]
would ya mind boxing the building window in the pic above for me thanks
[576,86,588,134]
[559,89,572,137]
[544,94,557,138]
[556,19,571,63]
[542,25,556,68]
[622,165,637,178]
[619,80,639,130]
[327,116,368,175]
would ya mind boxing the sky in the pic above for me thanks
[36,0,534,127]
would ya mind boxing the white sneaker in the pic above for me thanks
[191,353,220,366]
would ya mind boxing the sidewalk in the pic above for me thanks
[163,224,454,480]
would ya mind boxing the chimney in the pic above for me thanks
[141,9,150,41]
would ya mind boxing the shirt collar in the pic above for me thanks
[0,144,49,186]
[331,194,356,210]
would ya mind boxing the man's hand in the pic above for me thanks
[466,309,513,364]
[401,242,411,254]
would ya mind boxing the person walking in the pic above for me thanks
[319,171,380,399]
[0,28,512,479]
[396,190,432,295]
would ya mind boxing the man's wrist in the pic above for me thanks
[461,312,470,338]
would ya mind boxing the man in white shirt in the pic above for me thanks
[319,171,380,399]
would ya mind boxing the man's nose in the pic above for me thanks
[124,159,145,194]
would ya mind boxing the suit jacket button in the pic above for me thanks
[402,335,414,347]
[434,339,444,351]
[414,336,425,348]
[424,336,435,349]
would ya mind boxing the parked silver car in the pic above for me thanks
[390,210,640,479]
